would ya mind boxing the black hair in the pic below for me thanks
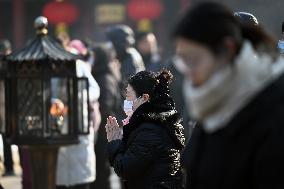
[106,25,135,47]
[127,69,175,111]
[241,24,276,53]
[173,2,276,55]
[106,25,135,61]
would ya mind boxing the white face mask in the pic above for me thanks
[123,100,134,116]
[123,96,142,116]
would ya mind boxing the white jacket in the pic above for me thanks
[56,60,100,186]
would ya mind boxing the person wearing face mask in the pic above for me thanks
[173,2,284,189]
[105,70,185,189]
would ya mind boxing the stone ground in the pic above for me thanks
[1,145,120,189]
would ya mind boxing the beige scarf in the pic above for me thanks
[183,41,284,133]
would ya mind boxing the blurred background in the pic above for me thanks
[1,0,284,188]
[0,0,283,59]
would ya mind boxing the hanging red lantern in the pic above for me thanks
[127,0,164,21]
[43,1,79,25]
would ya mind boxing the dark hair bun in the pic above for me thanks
[156,69,173,86]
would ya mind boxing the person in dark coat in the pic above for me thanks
[105,70,185,189]
[173,2,284,189]
[106,25,145,82]
[136,32,162,72]
[91,44,123,189]
[0,39,15,176]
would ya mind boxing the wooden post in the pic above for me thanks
[29,146,59,189]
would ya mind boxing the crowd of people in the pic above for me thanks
[1,1,284,189]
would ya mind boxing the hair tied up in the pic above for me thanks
[151,69,175,110]
[155,69,173,86]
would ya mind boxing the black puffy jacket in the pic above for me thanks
[107,102,185,189]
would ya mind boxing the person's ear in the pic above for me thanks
[142,94,150,102]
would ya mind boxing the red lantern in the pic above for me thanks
[43,1,79,25]
[127,0,163,21]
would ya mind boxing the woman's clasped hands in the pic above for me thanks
[105,116,123,142]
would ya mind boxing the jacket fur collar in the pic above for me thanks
[123,102,185,150]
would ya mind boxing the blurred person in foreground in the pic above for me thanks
[136,32,162,72]
[56,39,101,189]
[173,2,284,189]
[105,70,185,189]
[91,44,122,189]
[106,25,145,82]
